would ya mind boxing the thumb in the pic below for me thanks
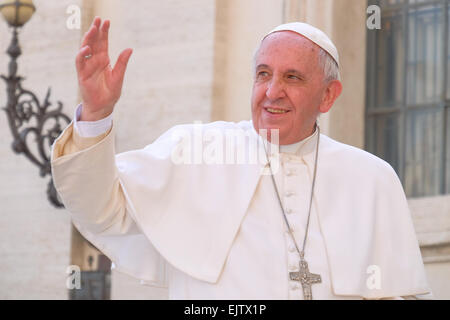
[112,48,133,84]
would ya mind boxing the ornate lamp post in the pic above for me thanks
[0,0,71,208]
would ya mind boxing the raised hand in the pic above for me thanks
[76,17,133,121]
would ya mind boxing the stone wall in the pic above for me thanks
[0,0,81,299]
[0,0,448,300]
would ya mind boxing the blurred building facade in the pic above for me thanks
[0,0,448,299]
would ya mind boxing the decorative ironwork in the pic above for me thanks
[1,26,71,208]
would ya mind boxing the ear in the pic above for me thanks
[318,80,343,113]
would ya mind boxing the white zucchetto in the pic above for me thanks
[263,22,340,68]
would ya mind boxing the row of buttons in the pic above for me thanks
[286,232,300,293]
[285,166,297,216]
[289,260,300,291]
[284,163,302,294]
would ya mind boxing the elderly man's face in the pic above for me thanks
[251,31,339,145]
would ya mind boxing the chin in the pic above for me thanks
[256,122,289,144]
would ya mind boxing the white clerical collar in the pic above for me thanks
[279,125,319,156]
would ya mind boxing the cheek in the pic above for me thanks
[288,93,321,128]
[251,84,266,108]
[289,91,314,114]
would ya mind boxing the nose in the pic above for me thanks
[265,77,286,101]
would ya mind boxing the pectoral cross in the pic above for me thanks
[289,257,321,300]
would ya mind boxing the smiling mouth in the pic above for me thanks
[265,108,290,114]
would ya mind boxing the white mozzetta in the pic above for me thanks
[51,120,431,299]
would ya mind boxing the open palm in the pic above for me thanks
[76,17,133,121]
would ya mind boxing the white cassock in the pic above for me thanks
[51,105,432,300]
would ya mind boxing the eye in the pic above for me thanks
[256,71,269,78]
[287,74,300,80]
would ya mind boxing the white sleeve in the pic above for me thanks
[51,120,167,286]
[73,103,113,138]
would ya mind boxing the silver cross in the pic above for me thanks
[289,257,321,300]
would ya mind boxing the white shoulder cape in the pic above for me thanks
[51,120,431,298]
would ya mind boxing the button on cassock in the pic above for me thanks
[290,283,299,290]
[285,191,295,197]
[286,169,296,176]
[288,264,298,271]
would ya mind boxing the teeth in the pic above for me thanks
[267,108,288,114]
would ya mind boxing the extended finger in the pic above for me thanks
[100,20,110,40]
[93,16,101,29]
[80,17,102,50]
[76,46,93,76]
[112,48,133,85]
[80,24,99,50]
[99,19,110,54]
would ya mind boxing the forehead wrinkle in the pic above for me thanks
[254,31,323,79]
[256,47,315,76]
[258,34,320,67]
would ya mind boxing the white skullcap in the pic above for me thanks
[263,22,340,68]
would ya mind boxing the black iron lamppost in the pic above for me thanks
[0,0,71,208]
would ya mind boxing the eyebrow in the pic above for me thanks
[255,64,270,71]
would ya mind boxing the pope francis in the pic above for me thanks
[51,17,433,300]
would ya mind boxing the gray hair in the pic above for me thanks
[252,44,341,83]
[318,48,341,82]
